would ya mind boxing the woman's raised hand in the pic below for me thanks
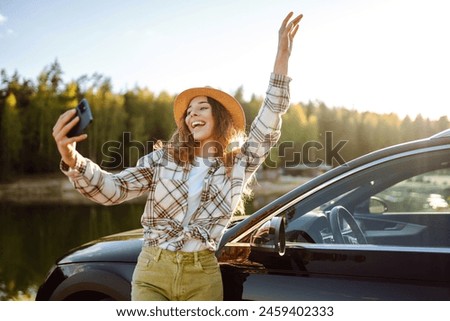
[274,12,303,75]
[52,109,87,168]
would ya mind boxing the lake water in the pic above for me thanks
[0,202,145,300]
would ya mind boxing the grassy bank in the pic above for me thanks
[0,173,308,206]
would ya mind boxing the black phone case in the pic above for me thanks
[67,99,93,137]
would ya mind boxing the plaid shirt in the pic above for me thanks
[63,73,291,251]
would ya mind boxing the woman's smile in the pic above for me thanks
[185,96,216,144]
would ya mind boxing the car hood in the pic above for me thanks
[58,229,143,264]
[58,214,249,265]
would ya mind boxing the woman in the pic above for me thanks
[52,11,303,300]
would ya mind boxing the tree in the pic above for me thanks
[122,87,155,167]
[279,103,318,167]
[436,116,449,133]
[20,64,66,173]
[0,93,23,179]
[83,78,127,166]
[241,93,262,130]
[150,91,176,141]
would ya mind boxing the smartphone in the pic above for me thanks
[67,99,93,137]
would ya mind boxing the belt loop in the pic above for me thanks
[194,252,200,266]
[194,252,198,264]
[155,248,162,262]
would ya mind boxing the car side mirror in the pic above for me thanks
[369,196,388,214]
[250,216,286,256]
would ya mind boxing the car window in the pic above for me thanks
[282,147,450,248]
[373,169,450,214]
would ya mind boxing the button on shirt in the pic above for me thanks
[62,73,292,252]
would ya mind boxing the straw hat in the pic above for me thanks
[173,87,246,132]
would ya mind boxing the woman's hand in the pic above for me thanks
[274,11,303,75]
[52,109,87,168]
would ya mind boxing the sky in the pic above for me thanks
[1,0,449,120]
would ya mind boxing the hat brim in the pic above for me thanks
[173,87,246,132]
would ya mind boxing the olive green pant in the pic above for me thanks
[131,246,223,301]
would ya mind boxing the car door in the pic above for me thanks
[219,144,450,300]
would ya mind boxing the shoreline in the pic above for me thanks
[0,172,309,206]
[0,173,99,205]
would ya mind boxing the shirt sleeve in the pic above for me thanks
[60,151,156,205]
[240,72,291,175]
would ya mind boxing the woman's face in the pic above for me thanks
[185,96,216,145]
